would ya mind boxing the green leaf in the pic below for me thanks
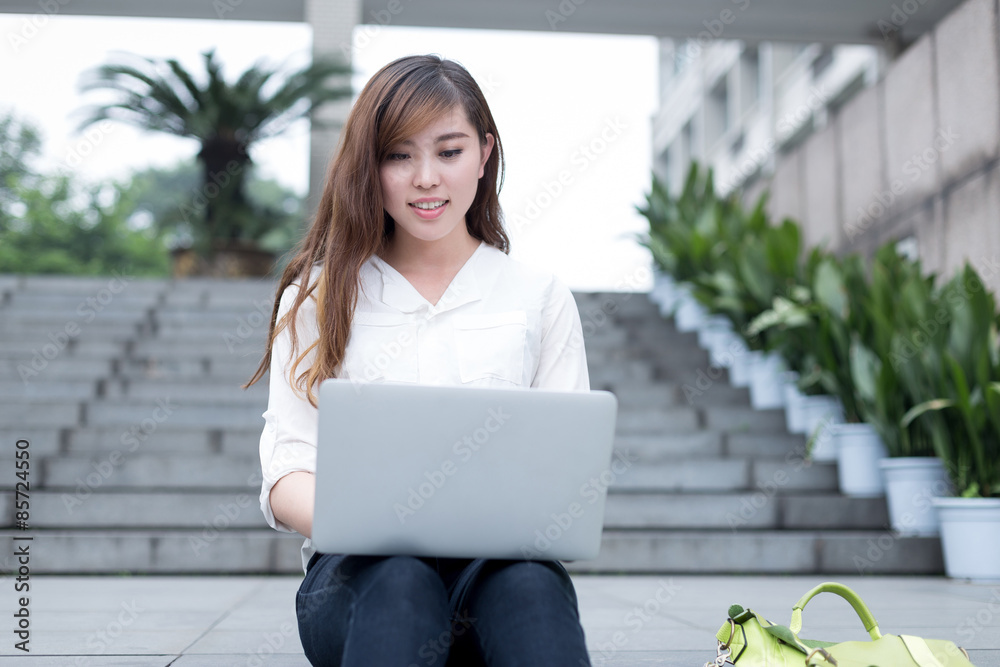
[813,259,847,318]
[901,399,955,429]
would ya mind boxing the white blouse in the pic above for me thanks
[257,240,591,572]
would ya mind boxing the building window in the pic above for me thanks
[741,46,760,113]
[811,46,834,79]
[705,77,730,151]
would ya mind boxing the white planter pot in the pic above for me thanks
[650,272,678,316]
[800,395,844,461]
[932,497,1000,581]
[879,457,951,536]
[749,352,787,410]
[698,315,731,356]
[734,350,762,390]
[832,423,887,497]
[715,333,749,375]
[674,287,707,332]
[709,330,735,368]
[781,372,807,434]
[726,340,752,386]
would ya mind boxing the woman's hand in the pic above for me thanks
[270,471,316,538]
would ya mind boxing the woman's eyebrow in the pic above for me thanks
[435,131,470,142]
[399,131,471,146]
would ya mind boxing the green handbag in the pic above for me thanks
[707,581,976,666]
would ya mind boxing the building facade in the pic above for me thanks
[653,0,1000,294]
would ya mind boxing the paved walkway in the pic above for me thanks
[0,575,997,665]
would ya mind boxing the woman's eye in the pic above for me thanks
[387,153,408,161]
[441,149,463,159]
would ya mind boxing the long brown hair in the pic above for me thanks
[245,55,509,406]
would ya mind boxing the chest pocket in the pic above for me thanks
[452,311,527,386]
[342,312,419,383]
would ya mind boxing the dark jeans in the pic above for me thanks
[295,552,592,666]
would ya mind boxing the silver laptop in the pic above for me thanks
[312,378,619,561]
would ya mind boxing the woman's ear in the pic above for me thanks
[478,133,495,179]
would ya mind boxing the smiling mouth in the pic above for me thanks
[410,200,448,210]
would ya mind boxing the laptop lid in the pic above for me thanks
[312,378,619,561]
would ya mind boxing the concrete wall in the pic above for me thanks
[750,0,1000,294]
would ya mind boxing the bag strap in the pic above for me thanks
[790,582,882,640]
[900,635,946,667]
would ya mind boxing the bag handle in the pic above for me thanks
[790,582,882,640]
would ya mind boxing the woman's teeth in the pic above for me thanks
[412,201,446,210]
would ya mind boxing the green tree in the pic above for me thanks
[124,159,307,255]
[0,112,169,276]
[76,49,350,256]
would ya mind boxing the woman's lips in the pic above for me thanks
[409,200,448,220]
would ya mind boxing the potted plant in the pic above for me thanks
[856,247,950,531]
[903,264,1000,579]
[76,49,352,276]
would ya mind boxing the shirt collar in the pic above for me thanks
[370,241,487,315]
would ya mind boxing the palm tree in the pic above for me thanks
[76,49,351,259]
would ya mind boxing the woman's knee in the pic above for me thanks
[477,560,579,606]
[354,556,448,611]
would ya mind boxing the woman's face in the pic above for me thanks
[380,106,494,248]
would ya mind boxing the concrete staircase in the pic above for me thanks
[0,275,943,574]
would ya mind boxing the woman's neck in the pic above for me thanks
[380,230,481,275]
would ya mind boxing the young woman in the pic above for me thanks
[247,54,593,666]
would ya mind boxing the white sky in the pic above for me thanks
[0,14,657,291]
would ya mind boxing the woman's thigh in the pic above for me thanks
[296,553,454,667]
[445,559,590,667]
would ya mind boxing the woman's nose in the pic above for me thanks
[412,158,439,189]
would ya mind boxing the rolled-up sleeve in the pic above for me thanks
[258,278,321,533]
[531,277,590,392]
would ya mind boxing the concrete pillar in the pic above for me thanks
[769,150,803,224]
[933,0,1000,185]
[800,124,842,252]
[306,0,361,218]
[836,83,885,251]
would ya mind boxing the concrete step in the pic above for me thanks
[613,406,789,435]
[16,275,166,294]
[67,426,207,454]
[6,490,887,532]
[0,379,99,400]
[130,339,267,358]
[702,407,788,433]
[587,347,713,371]
[0,527,943,575]
[22,425,261,455]
[616,432,805,461]
[588,360,655,388]
[0,311,149,327]
[16,491,264,529]
[0,402,82,427]
[0,356,116,379]
[565,530,944,574]
[30,454,259,490]
[615,432,724,459]
[102,378,267,403]
[4,293,160,310]
[0,428,62,455]
[615,407,700,434]
[117,357,261,380]
[84,399,262,427]
[602,493,889,530]
[728,433,808,458]
[0,529,303,573]
[144,326,270,342]
[608,383,749,408]
[611,458,837,492]
[152,311,272,327]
